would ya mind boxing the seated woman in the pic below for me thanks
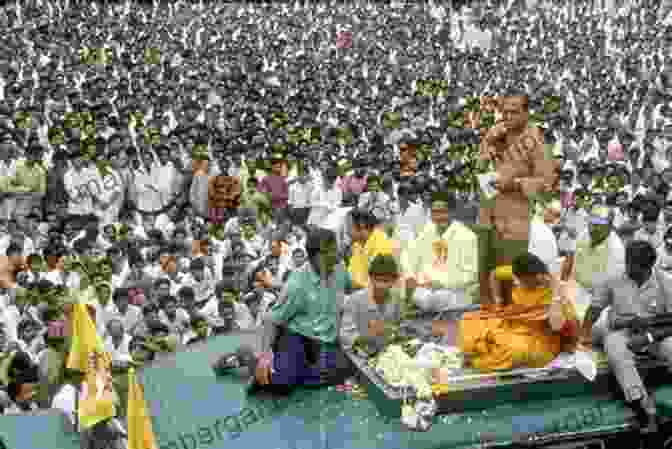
[458,252,579,372]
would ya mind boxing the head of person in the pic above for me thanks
[511,252,551,290]
[366,175,382,192]
[190,316,209,339]
[238,208,257,238]
[305,228,339,275]
[153,278,171,299]
[368,254,400,297]
[17,319,41,344]
[350,209,376,244]
[500,95,529,133]
[270,232,286,258]
[189,258,205,282]
[641,205,660,234]
[588,206,612,247]
[113,288,130,313]
[130,336,154,363]
[430,191,457,231]
[216,278,239,309]
[159,245,179,273]
[5,242,25,271]
[160,295,178,318]
[625,240,657,283]
[106,318,125,340]
[270,156,285,176]
[95,282,112,306]
[291,247,307,269]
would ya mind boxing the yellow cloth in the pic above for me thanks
[67,302,115,429]
[495,265,513,281]
[401,221,478,290]
[66,303,105,373]
[127,368,159,449]
[348,228,394,289]
[458,287,576,372]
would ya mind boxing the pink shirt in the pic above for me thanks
[340,175,368,195]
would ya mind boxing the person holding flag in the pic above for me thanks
[65,293,127,449]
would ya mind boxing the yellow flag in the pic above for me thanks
[127,368,159,449]
[66,303,104,373]
[67,303,115,429]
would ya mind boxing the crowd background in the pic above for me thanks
[0,0,669,443]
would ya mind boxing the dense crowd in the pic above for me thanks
[0,0,670,443]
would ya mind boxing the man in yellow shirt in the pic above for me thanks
[347,209,394,290]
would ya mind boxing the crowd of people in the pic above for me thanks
[0,0,670,443]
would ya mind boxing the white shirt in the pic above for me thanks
[40,270,81,289]
[155,213,176,240]
[308,183,343,227]
[152,161,179,209]
[0,160,17,180]
[158,308,191,333]
[132,167,162,212]
[529,218,560,276]
[288,181,312,208]
[91,169,125,226]
[111,261,130,291]
[63,165,97,215]
[103,333,133,364]
[103,303,142,337]
[51,384,78,428]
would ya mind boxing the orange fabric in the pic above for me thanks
[458,287,577,372]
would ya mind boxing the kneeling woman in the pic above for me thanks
[458,253,579,372]
[212,228,353,393]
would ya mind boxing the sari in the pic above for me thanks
[458,286,579,372]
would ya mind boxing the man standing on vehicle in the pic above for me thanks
[583,240,670,433]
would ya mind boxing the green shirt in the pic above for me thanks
[270,266,352,344]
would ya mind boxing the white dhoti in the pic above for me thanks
[413,287,474,313]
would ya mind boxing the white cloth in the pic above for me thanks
[529,219,560,275]
[51,384,78,428]
[63,165,97,215]
[103,334,133,364]
[307,184,343,227]
[91,169,125,226]
[103,303,142,337]
[288,181,312,208]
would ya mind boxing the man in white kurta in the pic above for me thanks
[401,200,479,313]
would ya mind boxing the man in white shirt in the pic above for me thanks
[0,145,17,220]
[108,246,130,291]
[104,288,142,338]
[308,166,343,227]
[152,145,181,209]
[103,318,133,365]
[131,151,162,213]
[63,158,97,216]
[288,172,313,227]
[90,164,125,227]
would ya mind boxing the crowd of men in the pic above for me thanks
[0,0,670,441]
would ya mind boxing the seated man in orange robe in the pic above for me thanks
[458,252,579,372]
